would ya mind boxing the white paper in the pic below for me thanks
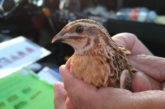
[0,36,51,78]
[38,67,62,84]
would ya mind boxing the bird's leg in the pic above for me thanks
[120,69,132,90]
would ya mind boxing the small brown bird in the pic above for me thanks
[52,19,135,90]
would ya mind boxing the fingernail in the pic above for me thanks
[54,82,63,92]
[59,65,66,74]
[66,58,71,70]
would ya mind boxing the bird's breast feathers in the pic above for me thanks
[70,54,118,87]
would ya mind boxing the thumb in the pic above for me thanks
[129,55,165,81]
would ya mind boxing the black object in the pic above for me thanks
[107,19,165,56]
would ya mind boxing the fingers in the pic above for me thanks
[60,65,96,95]
[54,82,67,109]
[59,65,97,108]
[132,71,161,92]
[129,55,165,81]
[112,33,152,55]
[112,33,163,89]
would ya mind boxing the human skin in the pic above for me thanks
[54,33,165,109]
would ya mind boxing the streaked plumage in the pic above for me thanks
[52,19,135,90]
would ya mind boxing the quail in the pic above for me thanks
[52,19,136,90]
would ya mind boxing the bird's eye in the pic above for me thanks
[76,25,84,33]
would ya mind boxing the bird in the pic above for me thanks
[52,19,136,90]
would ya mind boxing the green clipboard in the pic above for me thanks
[0,68,54,109]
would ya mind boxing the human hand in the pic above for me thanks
[112,33,162,91]
[59,57,165,109]
[54,33,164,109]
[59,64,134,109]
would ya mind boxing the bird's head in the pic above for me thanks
[52,19,111,54]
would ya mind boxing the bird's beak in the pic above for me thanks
[51,32,68,43]
[51,35,61,43]
[52,32,84,43]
